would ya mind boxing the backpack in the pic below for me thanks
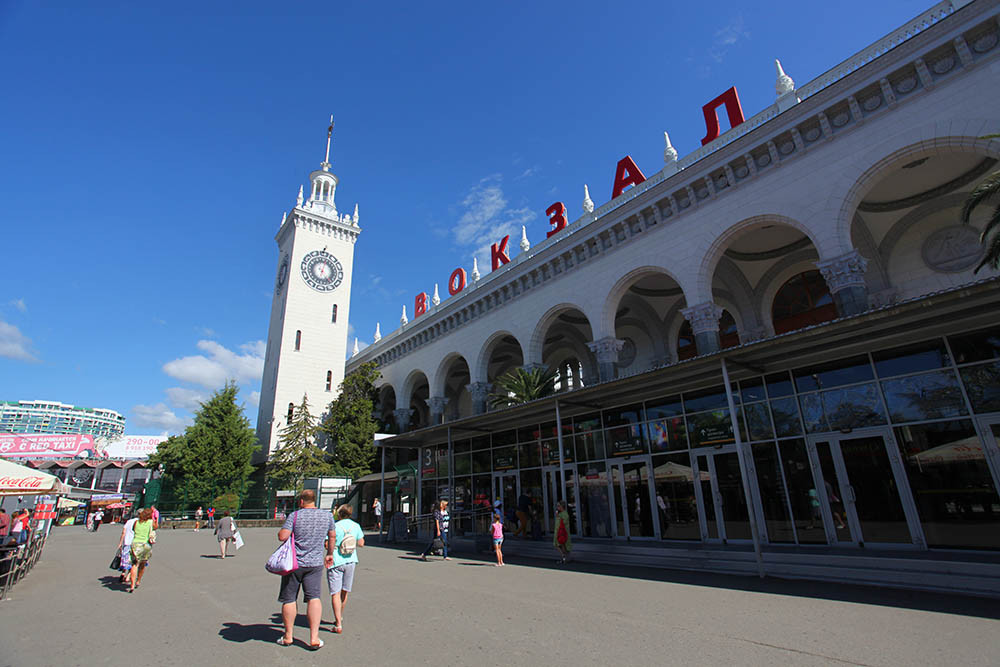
[339,530,357,556]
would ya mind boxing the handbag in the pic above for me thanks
[556,518,568,546]
[110,551,121,570]
[431,536,444,552]
[265,511,298,575]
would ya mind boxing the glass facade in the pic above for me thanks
[418,326,1000,551]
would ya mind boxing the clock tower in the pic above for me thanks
[255,118,360,461]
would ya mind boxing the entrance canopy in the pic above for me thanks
[0,458,72,496]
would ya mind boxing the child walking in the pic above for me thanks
[491,514,505,567]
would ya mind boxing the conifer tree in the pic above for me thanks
[267,393,333,491]
[320,361,381,479]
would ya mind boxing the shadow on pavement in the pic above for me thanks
[219,622,281,644]
[368,538,1000,620]
[97,575,129,592]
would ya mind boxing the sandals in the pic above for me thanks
[309,640,325,650]
[332,625,343,634]
[276,637,293,647]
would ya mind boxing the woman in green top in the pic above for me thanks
[129,508,156,593]
[553,501,572,564]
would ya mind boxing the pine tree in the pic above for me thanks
[320,361,381,479]
[267,394,333,491]
[148,381,257,504]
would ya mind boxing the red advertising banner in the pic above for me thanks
[0,434,96,458]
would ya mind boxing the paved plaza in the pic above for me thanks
[2,527,999,666]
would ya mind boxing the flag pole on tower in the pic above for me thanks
[322,114,334,169]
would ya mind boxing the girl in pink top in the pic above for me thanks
[491,516,504,567]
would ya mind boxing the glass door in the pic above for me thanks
[692,449,753,543]
[541,466,562,535]
[807,430,915,546]
[492,471,518,530]
[577,462,613,537]
[607,458,657,539]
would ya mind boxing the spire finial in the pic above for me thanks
[352,337,360,357]
[322,114,334,170]
[432,283,441,306]
[471,256,481,282]
[583,184,595,214]
[296,185,304,206]
[663,132,678,164]
[353,203,359,224]
[374,322,382,342]
[400,305,408,325]
[280,211,287,227]
[775,59,795,97]
[519,225,530,252]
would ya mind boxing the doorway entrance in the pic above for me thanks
[805,429,916,547]
[492,471,518,528]
[605,458,657,539]
[692,449,753,543]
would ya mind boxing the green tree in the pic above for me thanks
[267,394,332,491]
[961,134,1000,272]
[489,365,558,408]
[320,361,381,478]
[148,381,257,504]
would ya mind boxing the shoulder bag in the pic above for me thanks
[265,511,298,575]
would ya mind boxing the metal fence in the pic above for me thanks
[0,535,47,601]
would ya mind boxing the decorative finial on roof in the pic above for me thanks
[400,305,408,325]
[353,203,359,224]
[296,185,304,206]
[663,132,678,164]
[520,225,530,252]
[432,283,441,306]
[322,114,334,170]
[280,211,286,227]
[352,338,360,357]
[775,59,795,97]
[471,256,481,283]
[374,322,381,342]
[583,184,594,214]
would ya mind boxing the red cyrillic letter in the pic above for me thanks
[611,156,646,199]
[491,235,510,271]
[414,292,428,318]
[700,86,745,146]
[545,202,567,238]
[448,268,466,295]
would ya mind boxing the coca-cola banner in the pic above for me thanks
[0,434,95,459]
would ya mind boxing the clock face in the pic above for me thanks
[275,254,290,292]
[300,250,344,292]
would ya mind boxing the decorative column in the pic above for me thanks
[816,249,870,317]
[587,337,625,383]
[428,396,449,425]
[392,408,413,433]
[466,382,492,415]
[682,302,724,355]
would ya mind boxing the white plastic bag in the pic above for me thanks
[265,511,298,575]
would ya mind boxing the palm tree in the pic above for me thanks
[961,134,1000,272]
[489,366,559,408]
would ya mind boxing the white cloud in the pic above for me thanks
[162,339,265,390]
[0,320,38,362]
[196,326,216,337]
[9,299,26,313]
[165,387,206,412]
[131,403,189,433]
[453,176,537,269]
[709,16,749,63]
[246,390,261,407]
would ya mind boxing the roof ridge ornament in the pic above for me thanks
[432,283,441,306]
[583,184,595,215]
[374,322,381,342]
[775,59,795,97]
[296,185,304,206]
[663,132,678,164]
[353,203,359,225]
[471,256,481,283]
[520,225,530,252]
[352,338,360,357]
[400,305,408,326]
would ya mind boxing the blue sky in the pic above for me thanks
[0,0,926,434]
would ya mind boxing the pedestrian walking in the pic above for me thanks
[0,508,9,543]
[9,509,29,546]
[150,505,160,529]
[491,512,505,566]
[207,506,215,528]
[553,500,572,564]
[128,508,156,593]
[371,497,382,532]
[93,509,104,532]
[194,506,203,531]
[276,490,336,651]
[215,511,237,558]
[420,499,450,561]
[116,514,137,584]
[328,504,365,634]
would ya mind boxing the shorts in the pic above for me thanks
[327,563,356,593]
[493,538,504,546]
[278,565,324,604]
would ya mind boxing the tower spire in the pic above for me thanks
[322,114,334,171]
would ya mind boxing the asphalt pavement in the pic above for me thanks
[1,526,999,666]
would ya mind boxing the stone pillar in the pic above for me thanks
[392,408,413,433]
[427,396,449,425]
[816,249,870,317]
[682,302,724,356]
[466,382,492,415]
[587,337,625,383]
